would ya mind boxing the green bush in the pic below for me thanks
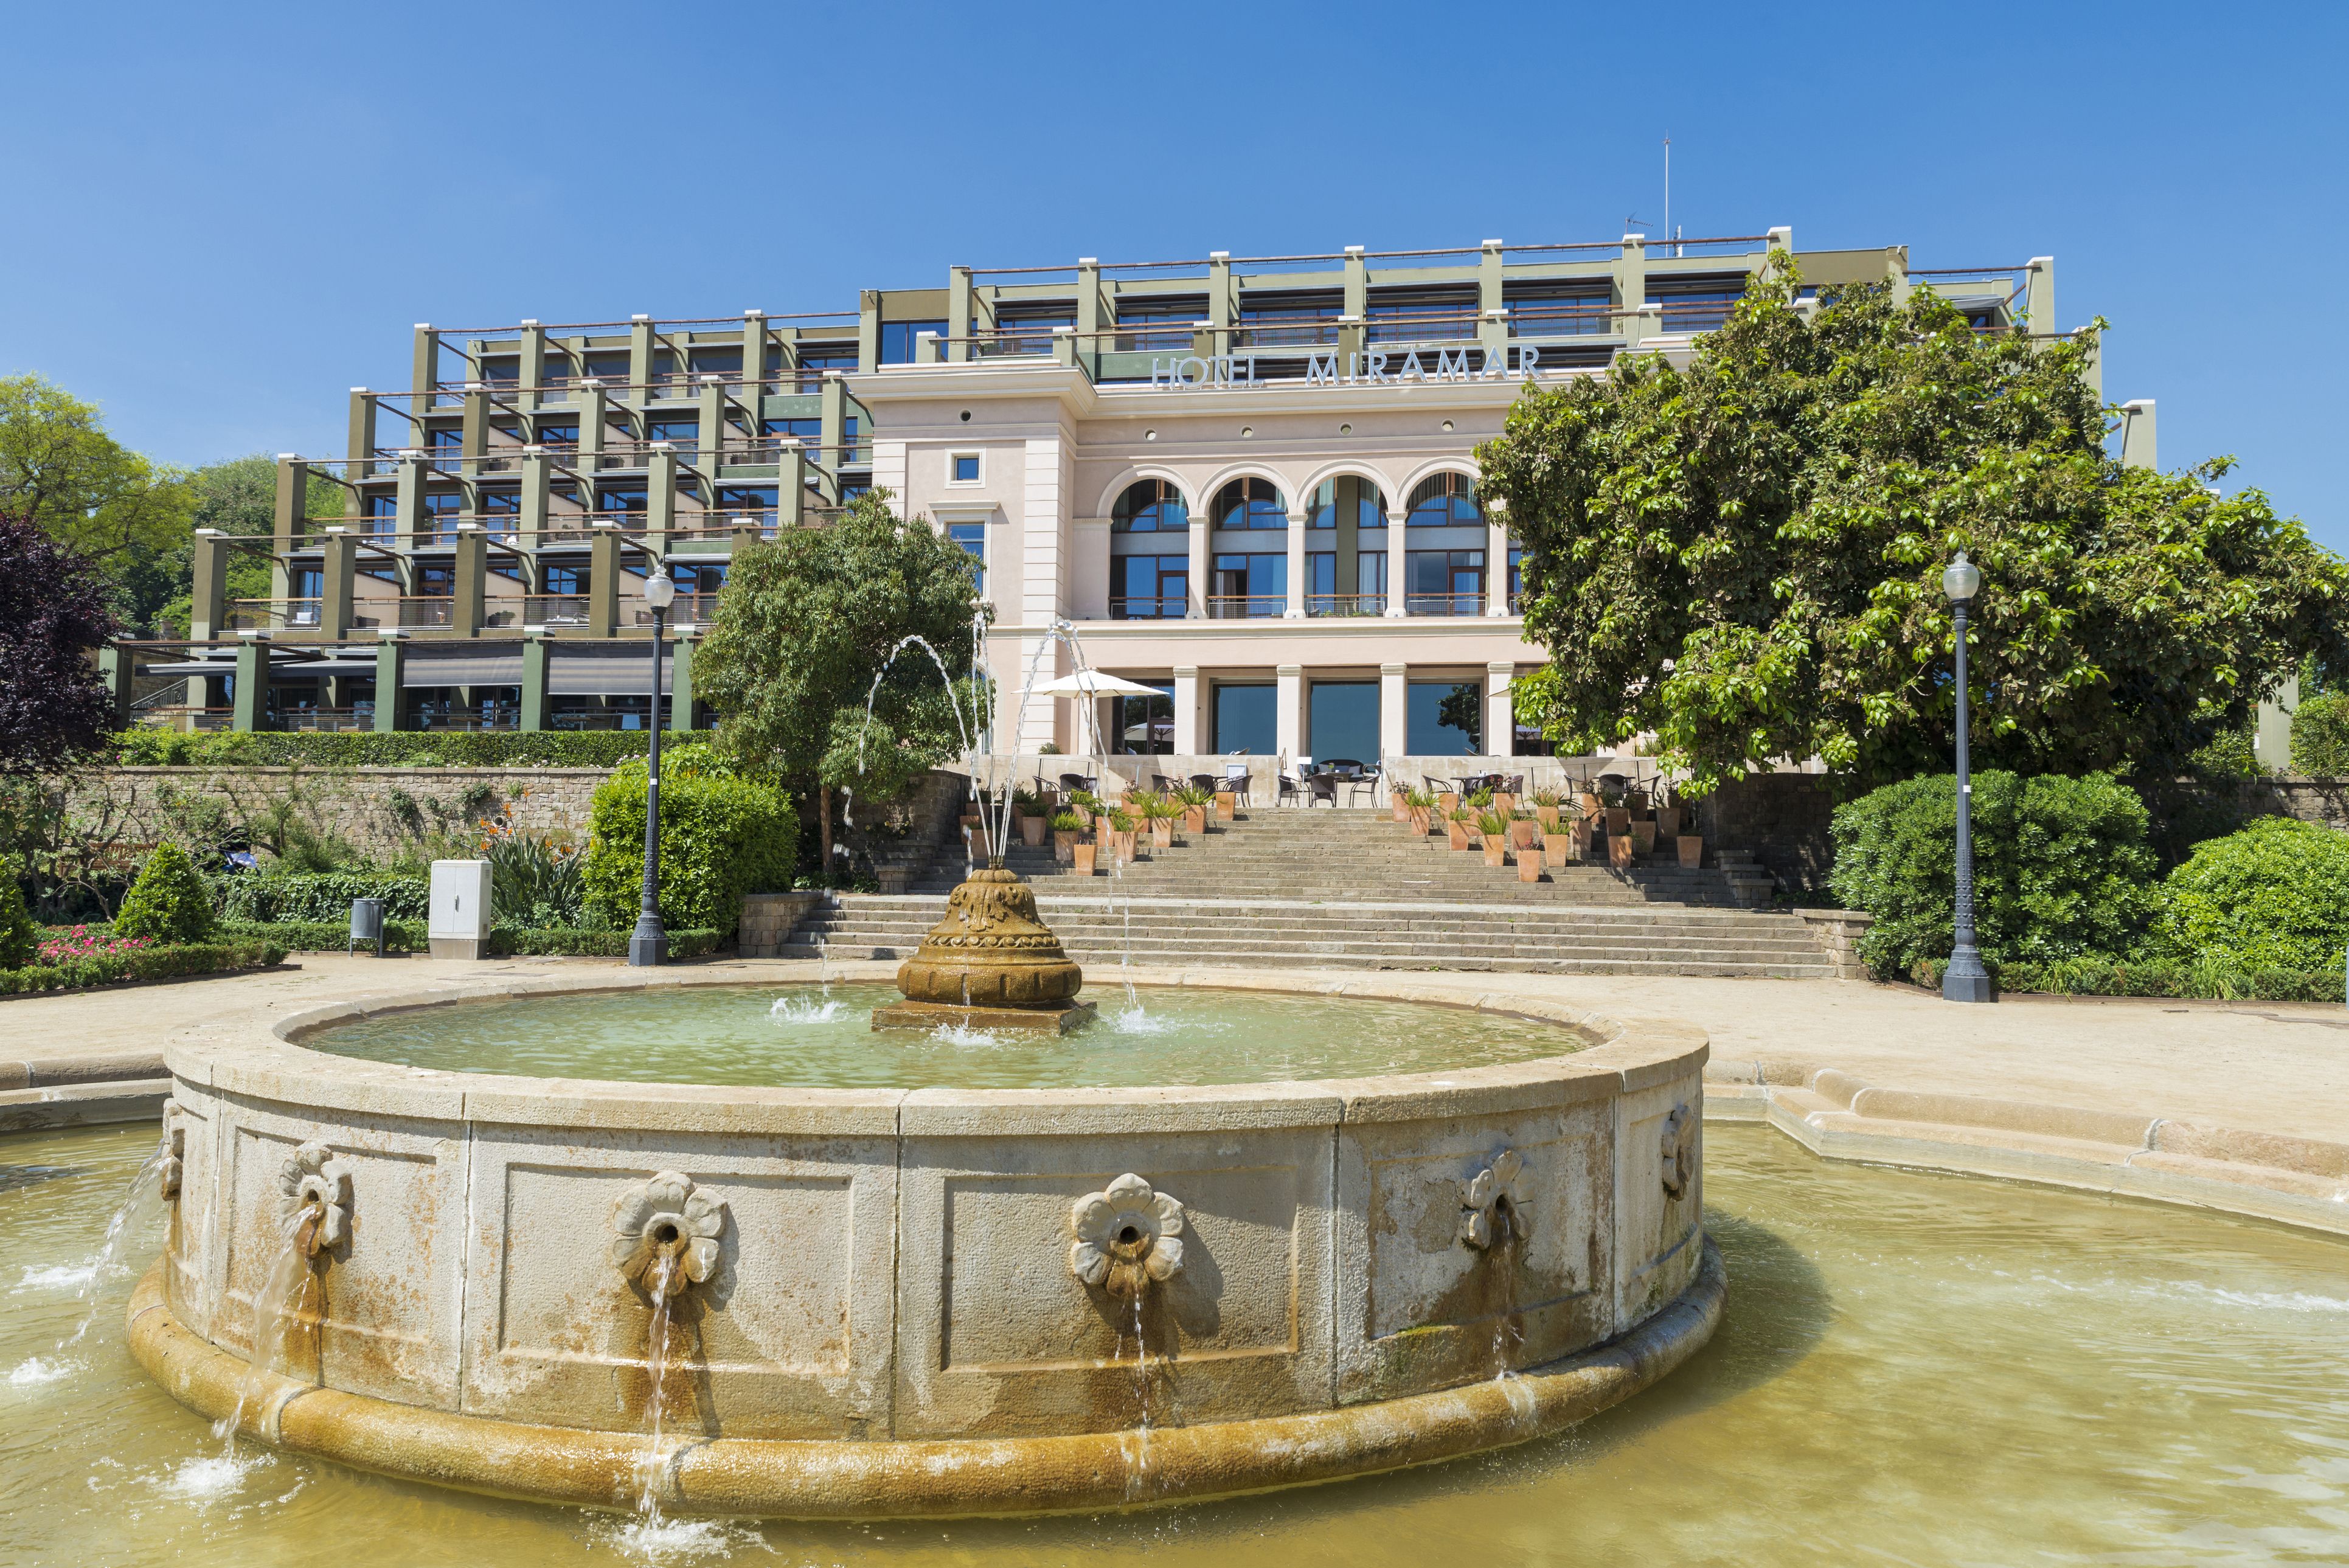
[217,918,427,954]
[582,757,794,936]
[109,730,658,769]
[486,925,726,959]
[217,872,430,924]
[2289,692,2349,777]
[114,843,218,945]
[1830,771,2159,977]
[0,862,36,969]
[1909,953,2344,1004]
[0,937,286,996]
[2153,816,2349,972]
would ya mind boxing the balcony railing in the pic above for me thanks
[636,593,720,626]
[224,598,323,631]
[133,707,236,732]
[272,708,371,733]
[398,597,455,628]
[525,595,591,626]
[1109,595,1189,620]
[412,707,521,733]
[1206,594,1286,619]
[1403,591,1487,617]
[1306,592,1387,617]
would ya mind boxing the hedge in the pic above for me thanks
[218,918,428,954]
[2289,691,2349,777]
[2152,816,2349,972]
[0,937,289,996]
[219,873,431,924]
[583,758,794,936]
[1909,954,2344,1004]
[0,868,34,969]
[109,730,658,769]
[487,925,725,959]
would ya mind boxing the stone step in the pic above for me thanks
[801,915,1818,948]
[777,941,1828,979]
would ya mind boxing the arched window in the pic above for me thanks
[1212,477,1287,531]
[1112,479,1188,533]
[1308,477,1388,529]
[1406,472,1482,528]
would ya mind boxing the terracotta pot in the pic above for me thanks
[1604,807,1630,834]
[1215,789,1236,820]
[1446,819,1473,851]
[1074,840,1097,875]
[1536,804,1560,830]
[1437,792,1460,816]
[1019,814,1047,848]
[1482,834,1507,868]
[1572,818,1594,853]
[1545,832,1576,868]
[1578,792,1601,818]
[1677,833,1704,869]
[1654,804,1682,839]
[1392,796,1412,824]
[1609,833,1635,869]
[1517,847,1543,883]
[1493,793,1516,815]
[1409,807,1430,836]
[1052,829,1076,866]
[1114,830,1138,865]
[1632,820,1657,855]
[1184,804,1208,833]
[1151,817,1173,848]
[1509,819,1539,850]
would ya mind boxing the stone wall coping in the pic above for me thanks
[103,764,620,777]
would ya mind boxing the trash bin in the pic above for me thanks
[349,897,385,957]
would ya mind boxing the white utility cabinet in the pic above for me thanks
[428,859,493,960]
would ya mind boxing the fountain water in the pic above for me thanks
[8,1143,167,1387]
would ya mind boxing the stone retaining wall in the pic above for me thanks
[66,766,609,856]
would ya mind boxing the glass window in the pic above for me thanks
[1406,549,1485,615]
[1115,555,1187,619]
[881,320,949,364]
[952,454,980,482]
[535,422,579,450]
[1307,552,1335,598]
[1507,545,1525,612]
[1406,472,1482,527]
[599,487,648,517]
[541,562,585,595]
[716,485,776,512]
[1110,683,1175,755]
[763,417,821,450]
[645,417,699,445]
[1212,477,1286,532]
[687,348,742,378]
[949,522,985,595]
[1213,683,1277,755]
[427,427,462,451]
[1308,682,1379,765]
[1113,479,1188,533]
[366,494,398,536]
[1112,297,1204,352]
[1212,552,1286,617]
[1408,680,1482,755]
[1308,478,1387,530]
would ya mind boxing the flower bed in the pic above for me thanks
[0,937,290,997]
[35,926,157,963]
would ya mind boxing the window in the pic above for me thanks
[1112,297,1204,352]
[584,353,631,383]
[1110,683,1175,755]
[535,423,579,451]
[1406,549,1485,615]
[1647,274,1748,333]
[671,562,727,594]
[1505,282,1611,338]
[990,304,1074,356]
[950,453,981,484]
[1212,552,1285,617]
[1213,683,1277,755]
[1114,555,1187,619]
[949,522,985,595]
[541,562,586,594]
[598,487,648,518]
[842,416,864,464]
[1406,473,1482,528]
[763,417,821,450]
[1113,479,1188,533]
[1365,288,1476,345]
[479,356,519,387]
[1308,477,1387,530]
[687,348,742,378]
[479,490,520,536]
[1408,680,1482,754]
[793,342,859,390]
[645,417,699,446]
[366,494,398,536]
[422,491,462,543]
[1308,682,1379,765]
[1507,545,1525,612]
[717,486,776,525]
[1212,477,1286,532]
[1237,292,1341,349]
[881,320,949,364]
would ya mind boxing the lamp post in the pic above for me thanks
[626,571,678,968]
[1941,552,1994,1004]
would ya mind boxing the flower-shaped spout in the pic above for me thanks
[1069,1173,1185,1300]
[277,1141,353,1257]
[1661,1104,1697,1201]
[1459,1148,1531,1251]
[611,1171,728,1297]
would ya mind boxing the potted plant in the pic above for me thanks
[1015,788,1049,848]
[1508,810,1540,852]
[1599,782,1631,838]
[1609,828,1636,869]
[1390,780,1414,824]
[1073,829,1098,876]
[1653,783,1684,841]
[1516,837,1544,881]
[1175,782,1212,834]
[1050,809,1085,866]
[1437,789,1460,817]
[1405,786,1435,836]
[1445,804,1477,851]
[1106,808,1139,866]
[1544,822,1577,869]
[1532,787,1563,831]
[1677,831,1704,869]
[1476,809,1510,868]
[1631,816,1657,857]
[1139,793,1177,850]
[1577,780,1601,819]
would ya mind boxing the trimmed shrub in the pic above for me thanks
[0,937,286,996]
[1830,771,2159,978]
[110,730,656,769]
[486,925,726,959]
[217,918,428,954]
[2289,691,2349,777]
[1909,953,2345,1004]
[2153,816,2349,973]
[114,843,218,945]
[217,872,430,924]
[582,758,794,936]
[0,863,36,969]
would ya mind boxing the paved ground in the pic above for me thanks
[10,952,2346,1145]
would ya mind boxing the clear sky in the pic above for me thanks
[4,2,2341,546]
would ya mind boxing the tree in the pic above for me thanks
[0,375,191,628]
[1478,259,2349,795]
[0,507,119,776]
[150,456,290,636]
[693,491,990,875]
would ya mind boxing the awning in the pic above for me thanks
[139,657,382,678]
[549,646,673,696]
[403,649,526,688]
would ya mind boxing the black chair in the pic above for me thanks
[1058,771,1098,797]
[1277,773,1300,807]
[1188,773,1218,794]
[1307,775,1339,807]
[1150,773,1178,795]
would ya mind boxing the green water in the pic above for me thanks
[4,1122,2345,1565]
[308,982,1593,1089]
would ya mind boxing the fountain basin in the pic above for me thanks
[134,972,1712,1517]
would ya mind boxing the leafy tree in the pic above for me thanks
[1480,258,2349,794]
[114,841,217,944]
[694,490,989,873]
[0,375,192,628]
[150,456,336,637]
[0,859,35,968]
[2290,692,2349,777]
[0,508,119,776]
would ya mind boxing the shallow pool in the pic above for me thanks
[5,1122,2345,1565]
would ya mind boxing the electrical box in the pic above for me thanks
[429,859,493,961]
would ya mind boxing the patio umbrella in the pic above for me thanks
[1031,670,1164,796]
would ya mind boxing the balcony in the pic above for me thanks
[1306,593,1387,617]
[636,593,720,626]
[224,598,322,631]
[1109,595,1189,621]
[271,708,370,734]
[525,595,591,626]
[413,707,521,733]
[398,597,455,629]
[1206,594,1286,620]
[1403,591,1486,617]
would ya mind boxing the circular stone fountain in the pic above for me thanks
[871,864,1095,1033]
[128,970,1718,1518]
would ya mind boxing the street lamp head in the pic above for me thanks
[1942,552,1982,606]
[644,572,678,611]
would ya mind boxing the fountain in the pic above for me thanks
[870,863,1095,1033]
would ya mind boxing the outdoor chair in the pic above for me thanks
[1502,774,1524,796]
[1307,775,1339,807]
[1188,773,1218,795]
[1151,774,1178,794]
[1223,763,1253,806]
[1277,774,1301,807]
[1058,771,1098,797]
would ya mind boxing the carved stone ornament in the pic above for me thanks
[610,1171,728,1295]
[1069,1173,1185,1300]
[276,1141,353,1257]
[895,866,1084,1009]
[1662,1103,1697,1201]
[158,1105,186,1201]
[1459,1148,1531,1250]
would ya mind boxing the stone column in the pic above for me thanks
[589,522,620,636]
[740,310,767,394]
[1284,508,1306,617]
[190,529,228,642]
[1477,238,1505,359]
[817,375,849,504]
[1613,234,1646,338]
[519,632,549,732]
[1173,664,1201,755]
[776,439,806,527]
[272,456,308,603]
[410,325,438,406]
[321,527,356,638]
[453,524,487,637]
[948,266,973,363]
[1208,251,1233,358]
[2025,256,2055,334]
[1276,663,1303,770]
[2118,400,2157,469]
[1380,661,1409,766]
[1186,504,1210,619]
[668,633,696,731]
[347,389,377,482]
[233,634,269,732]
[373,631,406,733]
[647,442,679,551]
[627,316,656,408]
[1484,661,1515,759]
[1384,497,1407,617]
[1485,501,1511,616]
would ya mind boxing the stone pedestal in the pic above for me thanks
[871,999,1097,1035]
[876,862,1089,1032]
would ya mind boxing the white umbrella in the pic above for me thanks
[1031,670,1165,698]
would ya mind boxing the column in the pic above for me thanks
[647,443,679,550]
[1384,496,1407,617]
[519,445,549,559]
[1207,251,1233,358]
[589,522,619,636]
[518,319,545,412]
[857,290,881,372]
[2025,256,2055,333]
[776,439,806,527]
[453,524,487,636]
[817,375,849,504]
[1477,238,1505,359]
[1485,497,1511,616]
[1380,661,1408,766]
[1186,507,1210,619]
[948,266,973,363]
[1612,234,1646,339]
[395,453,428,555]
[2118,400,2157,469]
[410,325,438,405]
[627,316,656,408]
[1075,259,1102,379]
[1276,664,1303,771]
[668,633,696,730]
[519,633,549,731]
[190,529,228,641]
[347,390,377,482]
[272,456,308,603]
[233,634,268,732]
[1484,661,1515,759]
[99,645,134,730]
[577,381,608,470]
[321,527,356,638]
[1173,664,1201,756]
[373,632,406,732]
[1284,508,1306,617]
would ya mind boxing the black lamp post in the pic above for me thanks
[1941,552,1994,1004]
[626,571,678,968]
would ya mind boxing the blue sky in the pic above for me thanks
[4,2,2342,546]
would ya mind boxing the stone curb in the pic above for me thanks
[0,1078,172,1133]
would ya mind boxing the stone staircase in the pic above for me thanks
[783,808,1834,979]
